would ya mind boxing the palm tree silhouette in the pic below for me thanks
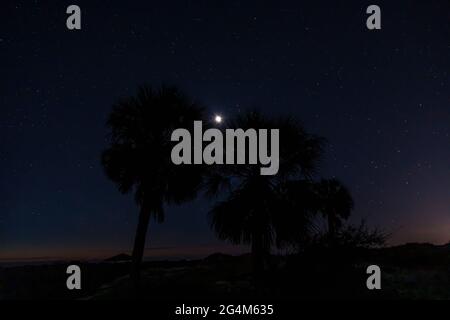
[206,111,324,276]
[315,178,354,241]
[101,85,205,287]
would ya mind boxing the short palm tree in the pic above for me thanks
[315,178,354,240]
[101,85,205,287]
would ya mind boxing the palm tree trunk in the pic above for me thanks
[251,233,264,282]
[327,214,336,245]
[131,208,151,292]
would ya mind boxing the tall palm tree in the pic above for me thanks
[101,85,205,287]
[206,111,324,275]
[315,178,354,241]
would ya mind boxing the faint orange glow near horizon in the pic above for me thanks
[0,244,250,262]
[3,213,450,263]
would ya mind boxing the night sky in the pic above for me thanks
[2,0,450,261]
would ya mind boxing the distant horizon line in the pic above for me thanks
[0,243,250,264]
[2,241,450,265]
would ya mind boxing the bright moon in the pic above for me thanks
[214,115,223,123]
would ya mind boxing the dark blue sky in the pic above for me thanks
[1,0,450,260]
